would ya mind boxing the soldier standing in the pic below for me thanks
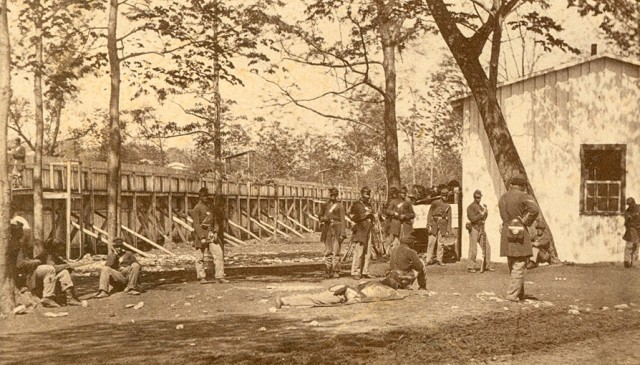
[319,187,346,278]
[426,188,452,265]
[191,187,228,284]
[499,175,539,302]
[349,186,375,280]
[466,189,494,273]
[384,186,415,254]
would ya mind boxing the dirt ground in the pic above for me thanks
[2,234,640,365]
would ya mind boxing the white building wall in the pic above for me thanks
[462,57,640,264]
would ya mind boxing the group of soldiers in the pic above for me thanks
[317,185,448,289]
[317,175,548,302]
[12,211,142,308]
[10,171,554,308]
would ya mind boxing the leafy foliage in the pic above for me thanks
[12,0,105,156]
[568,0,639,56]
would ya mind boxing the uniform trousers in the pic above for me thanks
[99,263,141,292]
[351,239,371,276]
[35,265,74,298]
[195,241,225,279]
[468,227,491,269]
[506,256,528,301]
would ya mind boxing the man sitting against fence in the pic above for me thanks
[16,226,79,307]
[95,238,142,298]
[35,238,83,306]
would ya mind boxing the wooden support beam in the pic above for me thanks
[121,224,175,256]
[306,212,320,222]
[286,215,314,233]
[261,209,303,237]
[172,222,189,244]
[172,214,241,247]
[276,219,304,238]
[258,211,291,238]
[223,232,242,247]
[228,219,261,241]
[172,215,194,232]
[70,221,153,258]
[241,211,275,237]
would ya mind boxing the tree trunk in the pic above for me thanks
[47,98,63,156]
[0,0,15,315]
[106,0,121,248]
[380,41,401,189]
[212,0,225,246]
[410,124,416,185]
[32,1,44,256]
[426,0,558,260]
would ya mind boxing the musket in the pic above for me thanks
[340,238,355,263]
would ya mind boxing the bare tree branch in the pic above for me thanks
[259,75,381,134]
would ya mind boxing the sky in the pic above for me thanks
[7,0,624,160]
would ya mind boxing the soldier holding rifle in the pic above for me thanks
[320,187,346,278]
[348,186,376,280]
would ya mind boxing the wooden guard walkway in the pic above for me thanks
[10,157,381,260]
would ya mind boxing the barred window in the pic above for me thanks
[580,144,626,215]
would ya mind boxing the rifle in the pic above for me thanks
[340,238,355,263]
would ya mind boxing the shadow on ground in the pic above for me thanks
[2,304,640,365]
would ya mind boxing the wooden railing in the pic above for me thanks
[13,157,369,200]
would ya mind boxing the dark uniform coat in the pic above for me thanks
[190,200,212,249]
[427,198,451,236]
[384,198,415,236]
[498,188,540,257]
[623,207,640,243]
[467,201,487,232]
[349,199,373,243]
[319,200,346,243]
[389,243,426,289]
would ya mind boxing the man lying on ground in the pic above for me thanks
[275,280,404,309]
[95,238,142,298]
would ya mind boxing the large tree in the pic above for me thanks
[269,0,433,188]
[104,0,191,247]
[0,0,14,315]
[424,0,585,260]
[125,0,277,246]
[15,0,102,254]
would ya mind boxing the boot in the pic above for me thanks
[65,288,82,306]
[41,297,60,308]
[325,269,333,279]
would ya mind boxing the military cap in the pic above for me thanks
[399,186,408,193]
[509,175,527,187]
[473,189,482,197]
[360,186,371,194]
[113,237,124,247]
[389,186,399,194]
[198,186,209,196]
[329,187,339,196]
[440,188,450,196]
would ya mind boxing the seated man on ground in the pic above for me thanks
[95,238,142,298]
[382,234,427,290]
[15,225,75,307]
[275,280,403,309]
[35,238,83,306]
[527,218,552,269]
